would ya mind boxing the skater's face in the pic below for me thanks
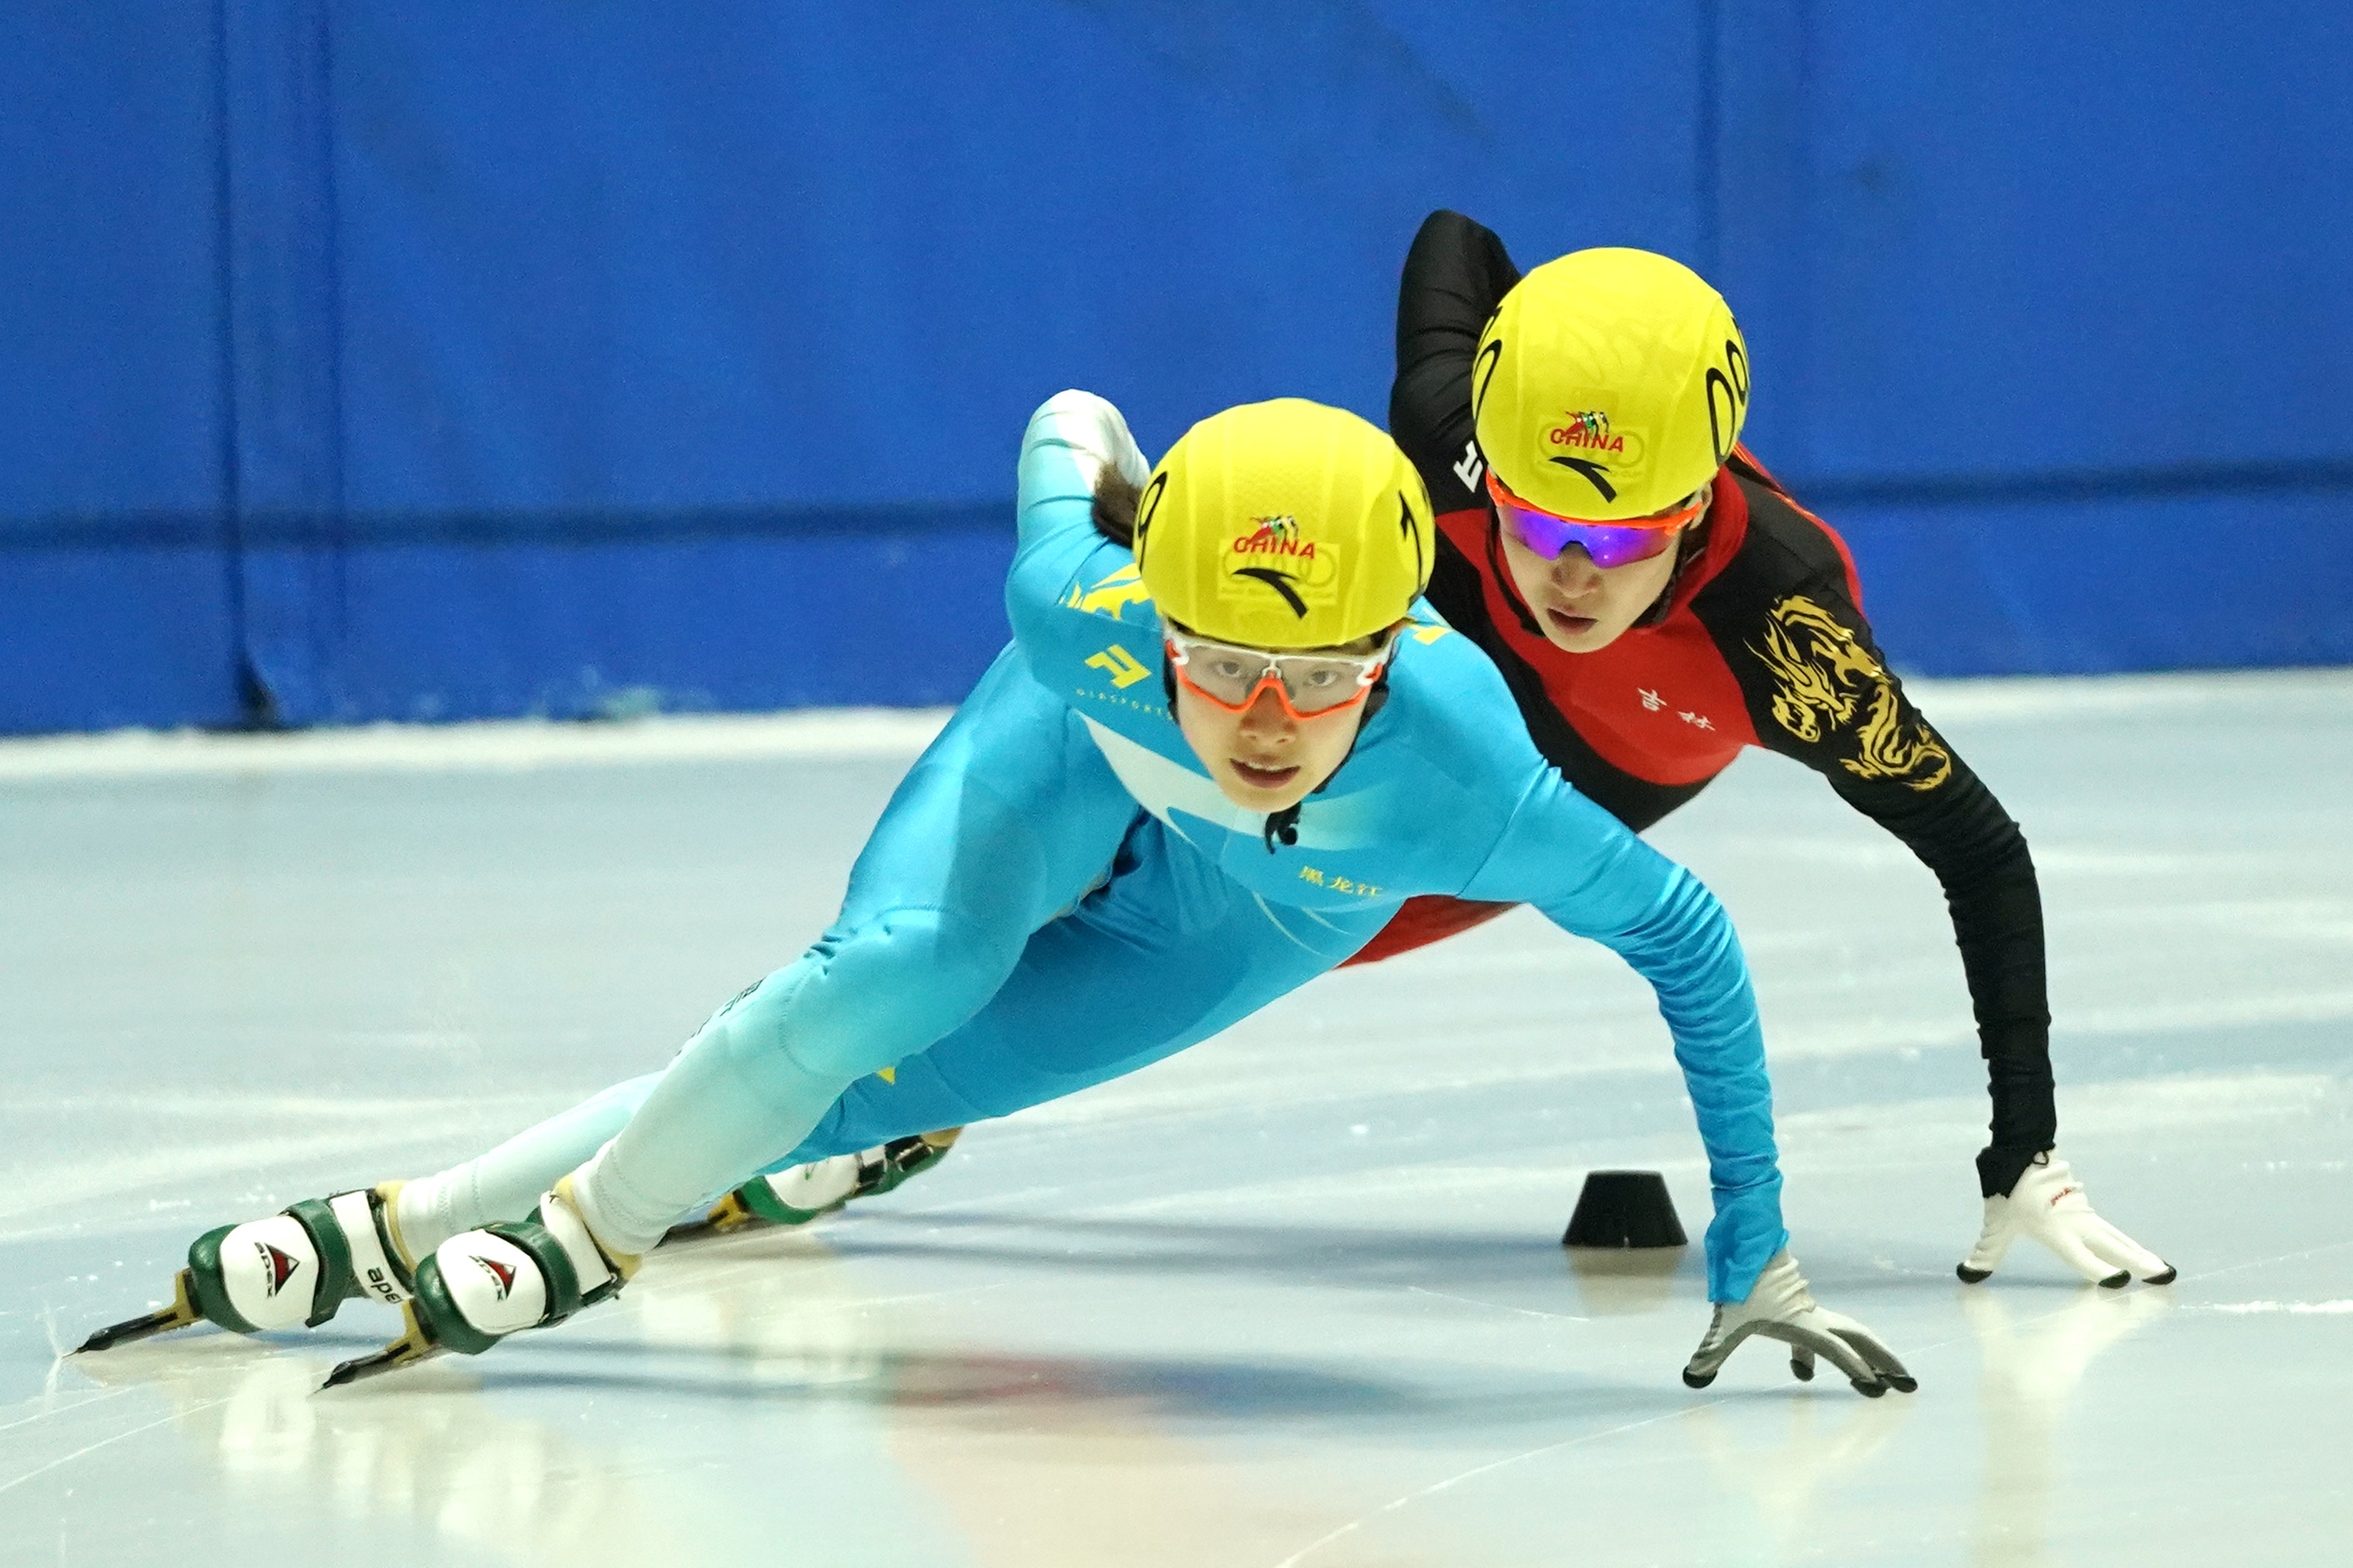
[1495,480,1708,654]
[1171,630,1387,812]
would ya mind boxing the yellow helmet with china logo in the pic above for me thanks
[1473,247,1749,521]
[1134,398,1433,650]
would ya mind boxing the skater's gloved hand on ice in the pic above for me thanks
[1959,1149,2175,1288]
[1681,1251,1915,1398]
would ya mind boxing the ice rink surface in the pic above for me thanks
[2,670,2348,1566]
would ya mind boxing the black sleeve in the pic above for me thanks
[1711,562,2057,1197]
[1390,210,1522,510]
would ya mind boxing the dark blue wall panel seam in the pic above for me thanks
[210,0,257,724]
[0,503,1019,551]
[222,0,346,724]
[1789,460,2353,509]
[9,460,2349,550]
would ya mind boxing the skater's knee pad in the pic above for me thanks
[725,906,1024,1086]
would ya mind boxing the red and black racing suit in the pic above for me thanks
[1344,210,2056,1200]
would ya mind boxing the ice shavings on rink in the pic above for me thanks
[2194,1301,2353,1314]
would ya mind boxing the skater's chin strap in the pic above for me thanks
[1258,677,1386,853]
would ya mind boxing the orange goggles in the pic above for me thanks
[1486,470,1707,567]
[1163,625,1393,720]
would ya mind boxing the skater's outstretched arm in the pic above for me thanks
[1461,772,1913,1396]
[1461,774,1781,1305]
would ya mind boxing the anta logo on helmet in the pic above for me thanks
[471,1253,519,1302]
[1222,515,1339,618]
[255,1241,302,1297]
[1546,410,1642,463]
[1541,408,1646,504]
[1232,515,1314,561]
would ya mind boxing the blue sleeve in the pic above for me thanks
[1007,392,1162,667]
[1461,774,1787,1302]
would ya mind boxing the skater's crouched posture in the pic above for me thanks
[84,394,1912,1397]
[1365,213,2170,1289]
[759,222,2171,1293]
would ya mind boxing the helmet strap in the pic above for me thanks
[1484,510,1547,640]
[1261,666,1389,854]
[1632,510,1712,630]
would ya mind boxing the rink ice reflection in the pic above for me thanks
[2,672,2349,1566]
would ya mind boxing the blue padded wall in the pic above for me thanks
[2,2,2349,733]
[1715,0,2353,673]
[0,2,242,731]
[237,2,1712,725]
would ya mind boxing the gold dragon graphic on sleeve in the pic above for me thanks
[1749,595,1952,790]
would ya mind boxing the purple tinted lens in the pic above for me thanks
[1498,500,1673,570]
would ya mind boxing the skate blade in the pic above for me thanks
[666,1191,760,1242]
[320,1305,441,1390]
[75,1271,205,1354]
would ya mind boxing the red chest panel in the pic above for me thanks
[1435,489,1761,788]
[1545,611,1757,784]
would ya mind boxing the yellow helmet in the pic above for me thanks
[1134,398,1433,650]
[1473,247,1749,521]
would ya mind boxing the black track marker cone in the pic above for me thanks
[1561,1171,1687,1249]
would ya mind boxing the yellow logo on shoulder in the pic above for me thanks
[1087,644,1152,689]
[1064,562,1154,619]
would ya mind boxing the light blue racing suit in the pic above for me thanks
[495,392,1789,1302]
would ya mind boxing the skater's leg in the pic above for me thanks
[569,651,1141,1255]
[775,814,1395,1162]
[74,1075,666,1352]
[392,1073,661,1257]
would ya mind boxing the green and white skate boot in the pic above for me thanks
[323,1176,636,1386]
[680,1128,963,1237]
[77,1185,417,1353]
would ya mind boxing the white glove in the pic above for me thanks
[1958,1150,2174,1287]
[1682,1251,1916,1398]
